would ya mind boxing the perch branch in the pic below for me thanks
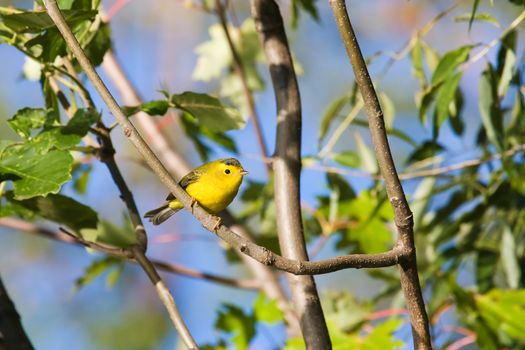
[328,1,432,348]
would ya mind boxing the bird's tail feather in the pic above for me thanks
[144,204,182,225]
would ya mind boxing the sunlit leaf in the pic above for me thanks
[253,293,283,324]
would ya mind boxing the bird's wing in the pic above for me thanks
[165,169,203,201]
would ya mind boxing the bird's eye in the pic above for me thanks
[224,169,231,174]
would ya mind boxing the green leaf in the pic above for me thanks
[501,226,520,289]
[319,94,349,147]
[434,72,462,135]
[75,256,121,290]
[497,31,517,98]
[479,64,504,151]
[332,151,360,168]
[79,218,136,247]
[291,0,319,28]
[455,12,500,28]
[253,293,283,324]
[410,38,426,87]
[81,21,111,67]
[407,140,444,164]
[379,92,395,129]
[362,318,403,350]
[431,45,472,86]
[354,133,377,173]
[1,9,97,33]
[6,191,98,231]
[62,108,100,135]
[7,108,49,139]
[171,92,245,132]
[215,304,256,349]
[0,144,73,199]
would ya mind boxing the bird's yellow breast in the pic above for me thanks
[184,171,242,213]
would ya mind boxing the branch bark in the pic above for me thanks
[101,51,300,334]
[250,0,331,348]
[0,277,34,350]
[44,2,197,348]
[327,1,432,349]
[0,218,258,289]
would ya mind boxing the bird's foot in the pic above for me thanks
[212,216,222,231]
[190,197,198,214]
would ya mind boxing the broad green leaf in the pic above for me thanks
[354,133,377,173]
[434,72,462,135]
[1,9,97,33]
[7,108,49,139]
[319,94,349,147]
[479,64,504,151]
[122,100,169,117]
[431,45,472,86]
[171,92,245,132]
[253,293,283,324]
[501,226,520,289]
[192,24,233,82]
[332,151,360,168]
[6,191,97,231]
[81,21,111,67]
[79,217,136,247]
[215,304,256,349]
[362,318,403,350]
[0,144,73,199]
[62,108,100,136]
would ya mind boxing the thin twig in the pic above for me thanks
[215,0,270,173]
[44,2,197,348]
[328,1,432,349]
[0,218,258,289]
[250,1,331,347]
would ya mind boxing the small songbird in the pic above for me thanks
[144,158,248,226]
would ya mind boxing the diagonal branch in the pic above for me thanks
[250,0,331,347]
[44,3,197,348]
[101,51,300,334]
[328,1,432,349]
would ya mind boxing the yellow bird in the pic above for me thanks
[144,158,248,225]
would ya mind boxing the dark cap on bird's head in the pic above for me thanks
[220,158,248,175]
[221,158,242,167]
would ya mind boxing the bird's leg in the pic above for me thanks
[212,216,222,231]
[190,197,198,214]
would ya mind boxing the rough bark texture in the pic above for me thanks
[251,0,331,348]
[328,1,433,349]
[0,278,34,350]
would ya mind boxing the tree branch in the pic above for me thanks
[44,2,197,348]
[327,1,432,349]
[101,50,300,334]
[0,277,34,350]
[0,218,258,289]
[250,0,331,347]
[215,0,270,172]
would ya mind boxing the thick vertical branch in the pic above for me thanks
[0,277,34,350]
[251,0,331,348]
[328,1,432,349]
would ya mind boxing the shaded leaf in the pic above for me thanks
[171,92,245,132]
[215,304,256,349]
[6,191,98,231]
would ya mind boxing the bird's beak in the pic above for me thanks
[240,170,249,175]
